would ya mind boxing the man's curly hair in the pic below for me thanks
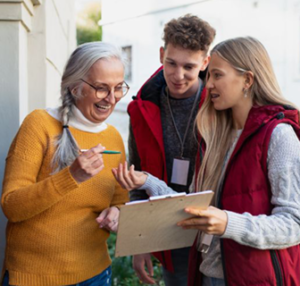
[163,14,216,52]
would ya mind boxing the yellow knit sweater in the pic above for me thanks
[1,110,129,286]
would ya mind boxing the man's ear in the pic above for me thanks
[200,55,210,71]
[159,46,165,64]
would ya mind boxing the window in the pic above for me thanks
[122,46,132,82]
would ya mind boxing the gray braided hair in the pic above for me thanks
[51,42,125,173]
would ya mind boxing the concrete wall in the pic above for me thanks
[101,0,300,145]
[0,0,76,271]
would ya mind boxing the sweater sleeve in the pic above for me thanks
[222,124,300,249]
[139,173,177,197]
[138,170,197,197]
[1,111,79,223]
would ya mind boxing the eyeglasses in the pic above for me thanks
[80,78,130,99]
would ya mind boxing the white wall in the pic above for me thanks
[28,0,76,111]
[0,0,76,272]
[102,0,300,105]
[101,0,300,147]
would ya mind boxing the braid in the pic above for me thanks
[61,90,72,125]
[51,89,80,173]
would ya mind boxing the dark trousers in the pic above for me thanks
[162,247,190,286]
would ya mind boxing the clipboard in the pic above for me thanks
[115,190,214,257]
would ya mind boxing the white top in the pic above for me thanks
[46,105,107,133]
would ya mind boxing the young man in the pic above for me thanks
[128,14,216,286]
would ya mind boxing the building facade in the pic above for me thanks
[0,0,76,270]
[101,0,300,145]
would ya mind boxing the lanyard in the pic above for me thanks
[166,81,203,158]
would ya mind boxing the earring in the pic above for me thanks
[243,88,248,98]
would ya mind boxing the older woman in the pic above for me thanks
[1,42,129,286]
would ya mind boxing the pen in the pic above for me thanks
[101,150,121,154]
[80,149,121,154]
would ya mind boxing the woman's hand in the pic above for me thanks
[177,206,228,235]
[112,162,148,191]
[96,206,119,232]
[69,144,105,183]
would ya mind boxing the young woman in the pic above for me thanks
[113,37,300,286]
[1,42,129,286]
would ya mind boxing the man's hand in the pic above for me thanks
[132,253,156,284]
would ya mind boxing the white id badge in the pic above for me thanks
[198,233,213,253]
[170,158,190,186]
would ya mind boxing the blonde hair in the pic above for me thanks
[196,37,298,197]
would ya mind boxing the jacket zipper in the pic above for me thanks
[270,250,283,286]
